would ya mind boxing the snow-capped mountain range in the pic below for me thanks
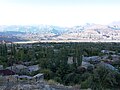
[0,22,120,42]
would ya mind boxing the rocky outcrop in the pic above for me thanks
[0,80,74,90]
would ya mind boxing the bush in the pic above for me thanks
[47,79,58,85]
[81,80,89,89]
[53,77,62,83]
[40,69,53,80]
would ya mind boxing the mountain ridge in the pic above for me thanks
[0,23,120,42]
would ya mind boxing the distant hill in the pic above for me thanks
[0,23,120,42]
[0,37,27,42]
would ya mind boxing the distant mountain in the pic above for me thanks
[0,23,120,42]
[0,31,25,36]
[109,21,120,30]
[0,37,27,42]
[0,25,67,33]
[109,21,120,26]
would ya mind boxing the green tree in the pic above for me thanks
[86,65,117,90]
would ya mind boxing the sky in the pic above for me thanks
[0,0,120,27]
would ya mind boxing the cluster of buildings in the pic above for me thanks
[0,63,44,81]
[67,50,120,72]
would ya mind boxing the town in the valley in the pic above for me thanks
[0,41,120,90]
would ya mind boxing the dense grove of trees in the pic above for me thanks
[0,42,120,89]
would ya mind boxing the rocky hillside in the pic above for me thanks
[0,79,74,90]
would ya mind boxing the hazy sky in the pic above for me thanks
[0,0,120,27]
